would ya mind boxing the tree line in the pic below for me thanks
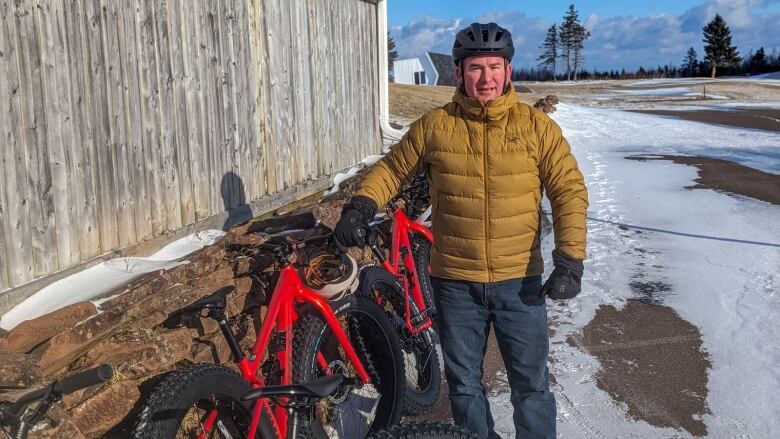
[529,12,779,82]
[536,4,590,81]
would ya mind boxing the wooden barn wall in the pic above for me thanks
[0,0,382,292]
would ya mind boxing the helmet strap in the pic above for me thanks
[457,60,469,97]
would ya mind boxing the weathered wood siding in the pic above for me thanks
[0,0,382,291]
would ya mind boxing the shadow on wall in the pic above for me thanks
[221,172,252,229]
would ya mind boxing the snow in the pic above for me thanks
[0,230,226,330]
[626,78,716,87]
[753,71,780,80]
[322,139,395,197]
[616,87,693,95]
[485,103,780,437]
[2,84,778,436]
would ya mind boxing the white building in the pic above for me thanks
[392,52,456,86]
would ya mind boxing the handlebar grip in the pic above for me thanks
[52,364,113,395]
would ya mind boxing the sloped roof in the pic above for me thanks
[427,52,456,86]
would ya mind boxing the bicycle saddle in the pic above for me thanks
[255,224,333,244]
[246,211,318,235]
[241,374,344,402]
[181,286,233,313]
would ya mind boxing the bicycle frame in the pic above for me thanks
[375,208,434,336]
[200,262,372,439]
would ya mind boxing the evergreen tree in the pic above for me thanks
[682,47,698,77]
[748,47,767,74]
[537,24,558,80]
[559,5,590,81]
[702,14,741,78]
[388,32,399,74]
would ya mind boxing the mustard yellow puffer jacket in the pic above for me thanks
[357,85,588,282]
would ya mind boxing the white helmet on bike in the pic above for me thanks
[302,252,358,299]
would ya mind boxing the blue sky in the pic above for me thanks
[388,0,780,71]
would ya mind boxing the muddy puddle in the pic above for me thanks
[570,299,711,436]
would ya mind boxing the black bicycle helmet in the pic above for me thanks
[452,22,515,64]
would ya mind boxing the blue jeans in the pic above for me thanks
[431,276,556,439]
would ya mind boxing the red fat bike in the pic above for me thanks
[134,215,404,439]
[360,177,440,416]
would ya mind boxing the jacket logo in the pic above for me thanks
[506,136,527,151]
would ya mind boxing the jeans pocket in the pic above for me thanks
[519,275,544,306]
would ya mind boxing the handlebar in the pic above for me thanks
[226,226,342,266]
[1,364,113,438]
[52,364,113,396]
[387,176,430,218]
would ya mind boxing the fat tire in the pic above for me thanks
[410,236,435,323]
[358,266,441,417]
[293,294,404,438]
[133,363,276,439]
[367,421,480,439]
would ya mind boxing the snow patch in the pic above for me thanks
[0,230,226,330]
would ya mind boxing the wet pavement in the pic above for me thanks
[570,299,711,437]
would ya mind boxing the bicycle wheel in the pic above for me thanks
[410,235,435,323]
[367,421,479,439]
[293,294,404,438]
[134,363,276,439]
[358,266,441,416]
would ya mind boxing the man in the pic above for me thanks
[335,23,588,438]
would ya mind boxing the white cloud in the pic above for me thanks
[390,0,780,71]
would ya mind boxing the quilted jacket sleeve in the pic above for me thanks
[354,119,426,207]
[537,117,589,260]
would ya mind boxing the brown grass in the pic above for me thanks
[389,83,539,121]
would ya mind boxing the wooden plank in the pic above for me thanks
[136,0,165,236]
[65,0,100,261]
[354,2,364,161]
[230,0,251,208]
[221,0,241,210]
[152,0,182,231]
[192,0,214,216]
[119,1,152,243]
[236,0,259,203]
[319,0,335,175]
[276,0,293,189]
[216,0,238,210]
[305,0,322,176]
[331,0,342,170]
[168,0,194,226]
[206,0,223,212]
[0,4,9,289]
[82,0,119,254]
[179,0,207,220]
[288,0,302,184]
[249,0,272,197]
[0,1,28,289]
[293,0,314,182]
[264,0,283,192]
[200,1,219,215]
[368,3,380,154]
[21,0,58,278]
[207,0,225,210]
[43,1,78,268]
[104,0,137,248]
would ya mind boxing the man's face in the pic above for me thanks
[455,55,513,103]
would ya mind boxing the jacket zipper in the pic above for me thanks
[482,113,492,282]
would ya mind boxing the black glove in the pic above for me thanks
[334,196,378,247]
[542,249,584,300]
